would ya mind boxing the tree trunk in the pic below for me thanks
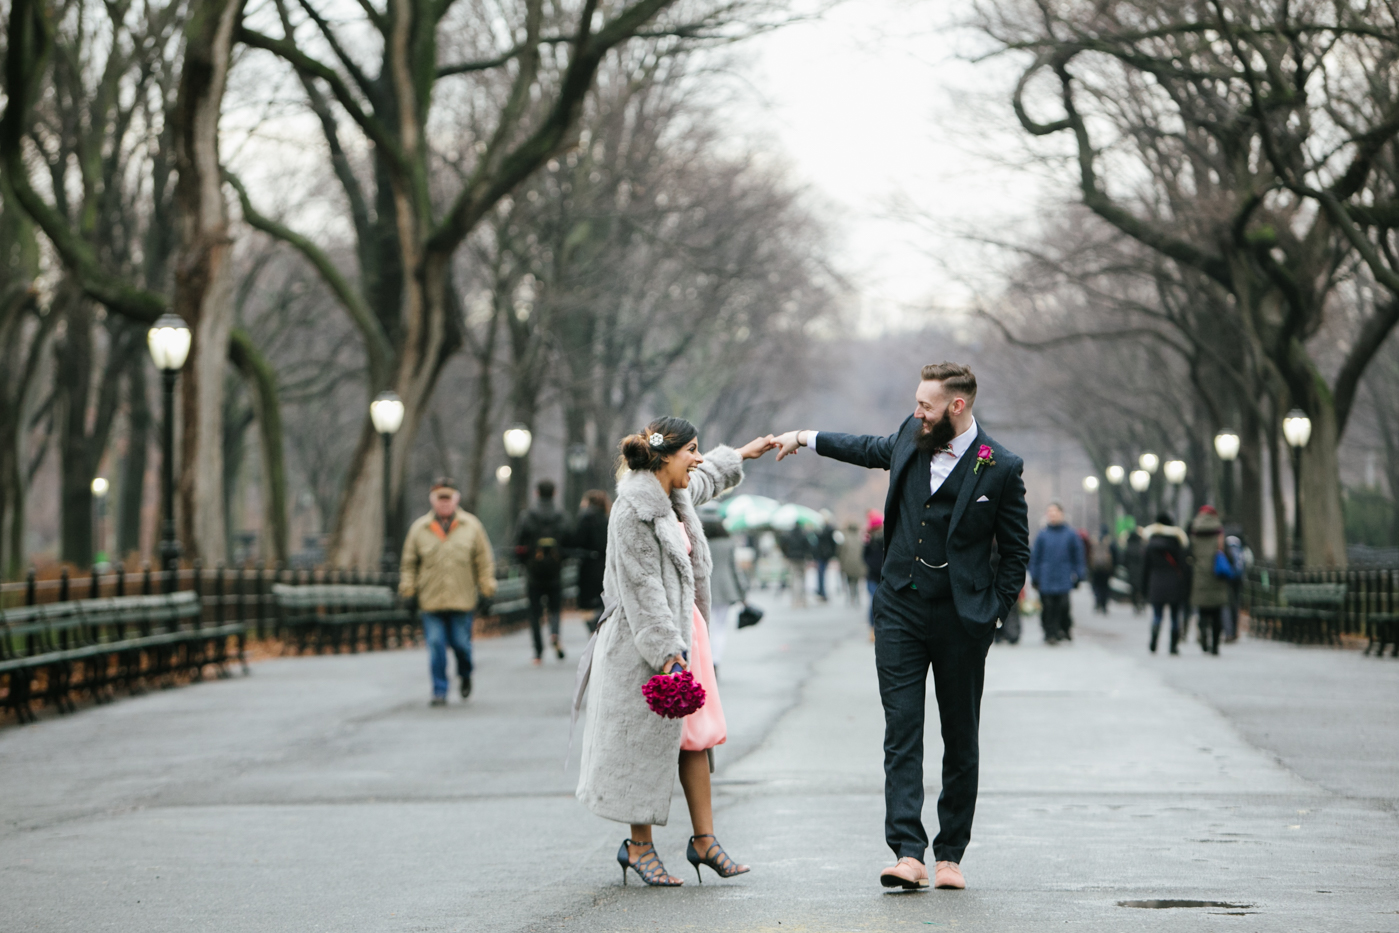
[117,361,150,559]
[1297,394,1348,568]
[229,328,288,562]
[54,282,95,565]
[1266,414,1289,564]
[170,0,245,565]
[1237,403,1265,553]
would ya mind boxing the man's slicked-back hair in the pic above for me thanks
[921,362,977,403]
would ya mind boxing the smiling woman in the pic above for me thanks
[578,417,775,886]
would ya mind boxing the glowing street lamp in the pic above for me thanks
[370,390,405,572]
[91,477,110,566]
[495,465,513,485]
[1129,470,1151,493]
[1214,430,1240,521]
[1105,464,1126,485]
[1082,475,1100,493]
[1139,452,1160,474]
[1283,409,1312,568]
[147,313,190,590]
[502,426,533,459]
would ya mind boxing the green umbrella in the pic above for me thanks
[769,503,825,532]
[721,494,780,532]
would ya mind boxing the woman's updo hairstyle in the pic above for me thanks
[619,417,698,473]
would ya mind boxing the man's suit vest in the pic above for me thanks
[884,446,974,600]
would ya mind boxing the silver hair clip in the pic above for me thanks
[648,433,665,448]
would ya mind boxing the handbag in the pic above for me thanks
[1213,549,1239,581]
[737,603,764,629]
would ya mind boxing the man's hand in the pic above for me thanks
[737,435,779,460]
[773,430,812,462]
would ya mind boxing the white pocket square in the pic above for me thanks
[976,495,990,503]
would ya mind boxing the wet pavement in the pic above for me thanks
[3,585,1396,931]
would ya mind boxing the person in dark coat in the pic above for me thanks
[514,479,571,663]
[813,518,838,600]
[1141,511,1189,654]
[1028,503,1087,644]
[571,489,610,633]
[862,511,886,634]
[779,524,815,607]
[1089,525,1117,613]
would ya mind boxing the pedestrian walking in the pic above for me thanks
[1089,524,1117,613]
[1028,503,1087,644]
[779,524,814,607]
[813,515,838,601]
[1124,528,1146,613]
[1142,512,1189,654]
[1188,506,1230,654]
[701,503,746,676]
[1223,533,1249,641]
[575,418,776,886]
[770,361,1032,892]
[572,490,610,633]
[863,511,885,635]
[838,521,865,606]
[399,477,497,705]
[515,479,570,664]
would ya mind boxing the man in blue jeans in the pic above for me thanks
[400,477,497,705]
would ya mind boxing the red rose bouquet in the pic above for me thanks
[642,668,706,719]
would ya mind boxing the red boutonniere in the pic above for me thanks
[974,444,996,474]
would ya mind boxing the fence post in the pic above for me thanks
[25,566,36,605]
[141,562,153,596]
[89,566,100,600]
[59,567,70,602]
[115,561,125,598]
[192,559,204,627]
[254,562,267,641]
[214,563,226,625]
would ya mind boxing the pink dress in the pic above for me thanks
[678,521,727,751]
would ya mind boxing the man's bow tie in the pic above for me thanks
[936,445,955,457]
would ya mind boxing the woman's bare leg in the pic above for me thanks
[678,750,714,835]
[679,749,748,872]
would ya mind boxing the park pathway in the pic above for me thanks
[2,586,1396,932]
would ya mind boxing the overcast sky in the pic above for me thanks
[727,0,1051,334]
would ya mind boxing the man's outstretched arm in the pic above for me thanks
[993,463,1031,617]
[774,419,908,470]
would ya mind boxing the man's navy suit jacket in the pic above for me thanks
[815,415,1031,636]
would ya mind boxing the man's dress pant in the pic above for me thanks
[873,580,992,865]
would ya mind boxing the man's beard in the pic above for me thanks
[915,409,958,453]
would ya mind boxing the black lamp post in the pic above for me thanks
[91,477,109,567]
[1214,431,1240,521]
[1105,464,1125,531]
[370,390,405,573]
[503,425,533,537]
[1283,409,1312,569]
[1129,469,1151,523]
[147,313,191,592]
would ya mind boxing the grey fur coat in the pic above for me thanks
[576,446,744,825]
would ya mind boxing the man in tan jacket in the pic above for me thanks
[400,477,497,705]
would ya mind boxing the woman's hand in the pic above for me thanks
[661,654,689,673]
[737,435,778,461]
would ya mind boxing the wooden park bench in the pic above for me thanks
[271,584,414,654]
[1249,582,1346,645]
[0,591,248,723]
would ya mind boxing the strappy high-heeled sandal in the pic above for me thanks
[616,839,683,886]
[686,834,751,883]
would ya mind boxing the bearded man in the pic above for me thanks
[773,362,1030,891]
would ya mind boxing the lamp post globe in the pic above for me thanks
[1129,470,1150,493]
[147,313,192,372]
[502,426,533,459]
[370,390,405,573]
[1163,460,1187,485]
[147,313,190,590]
[1105,464,1125,485]
[496,465,513,485]
[1282,409,1312,569]
[1139,452,1160,474]
[1082,475,1099,493]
